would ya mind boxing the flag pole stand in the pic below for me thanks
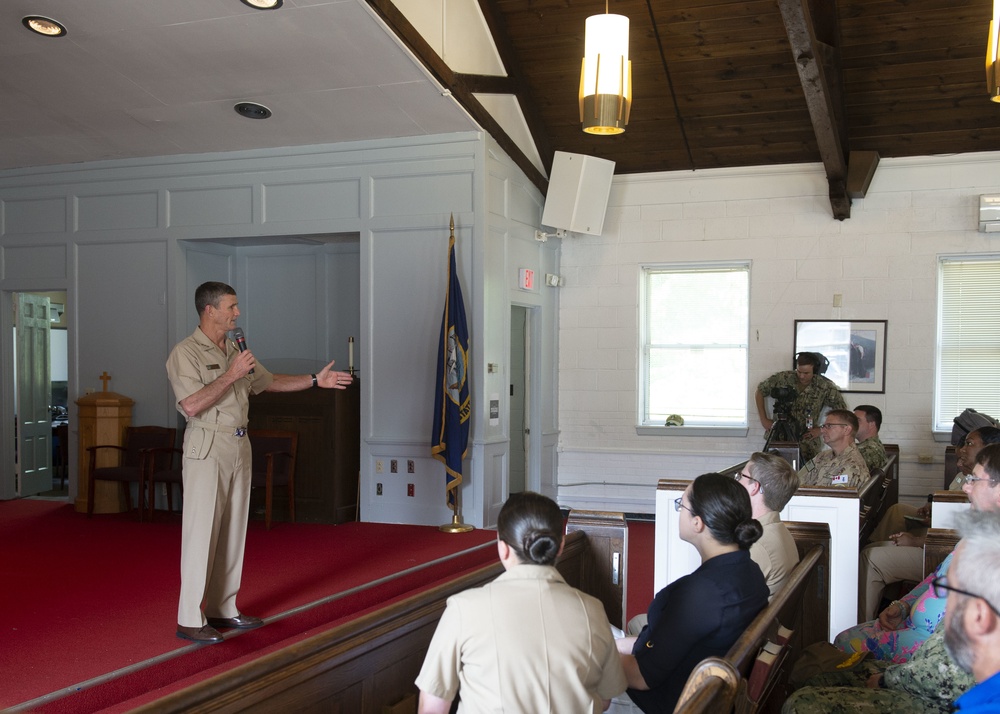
[440,512,474,533]
[440,486,474,533]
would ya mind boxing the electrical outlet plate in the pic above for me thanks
[407,459,415,473]
[390,459,398,473]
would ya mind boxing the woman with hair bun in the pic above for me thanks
[416,491,627,713]
[619,473,769,714]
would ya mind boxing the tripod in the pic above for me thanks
[763,413,799,452]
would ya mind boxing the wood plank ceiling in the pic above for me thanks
[411,0,1000,218]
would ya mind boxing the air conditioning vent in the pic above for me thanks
[979,195,1000,233]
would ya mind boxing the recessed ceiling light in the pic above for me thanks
[234,102,272,119]
[22,15,67,37]
[239,0,283,9]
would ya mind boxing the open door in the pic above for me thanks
[16,293,52,496]
[509,306,530,494]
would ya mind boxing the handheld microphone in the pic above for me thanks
[232,327,254,374]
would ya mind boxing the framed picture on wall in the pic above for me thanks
[793,320,887,393]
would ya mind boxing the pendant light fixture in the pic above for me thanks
[988,0,1000,102]
[579,2,632,135]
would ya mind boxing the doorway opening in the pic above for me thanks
[11,291,69,500]
[509,305,531,496]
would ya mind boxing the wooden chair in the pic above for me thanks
[87,425,175,520]
[53,423,69,489]
[144,446,183,520]
[249,429,298,529]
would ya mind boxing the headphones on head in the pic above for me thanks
[795,351,830,375]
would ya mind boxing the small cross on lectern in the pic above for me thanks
[99,371,112,392]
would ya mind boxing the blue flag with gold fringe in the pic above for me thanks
[431,223,471,509]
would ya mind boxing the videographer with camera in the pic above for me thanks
[754,352,847,462]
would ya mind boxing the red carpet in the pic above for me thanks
[0,501,655,712]
[0,500,497,712]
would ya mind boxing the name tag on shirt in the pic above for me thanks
[206,364,221,370]
[832,473,850,485]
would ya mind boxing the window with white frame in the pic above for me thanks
[935,256,1000,431]
[640,263,750,427]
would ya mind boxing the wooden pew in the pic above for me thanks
[675,538,830,714]
[930,489,969,529]
[131,515,626,713]
[784,523,832,651]
[924,527,959,577]
[673,658,740,714]
[857,450,898,547]
[877,444,900,524]
[944,445,959,489]
[565,510,627,628]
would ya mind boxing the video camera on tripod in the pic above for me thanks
[764,385,800,450]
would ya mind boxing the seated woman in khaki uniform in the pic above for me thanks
[415,491,627,713]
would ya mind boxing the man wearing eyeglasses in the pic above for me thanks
[939,507,1000,713]
[797,410,869,488]
[736,452,800,600]
[780,447,1000,714]
[859,428,1000,621]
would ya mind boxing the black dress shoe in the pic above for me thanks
[176,624,224,644]
[206,614,264,630]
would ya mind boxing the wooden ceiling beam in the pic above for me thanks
[474,0,556,175]
[364,0,548,193]
[777,0,854,220]
[454,73,516,95]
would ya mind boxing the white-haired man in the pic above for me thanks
[939,505,1000,712]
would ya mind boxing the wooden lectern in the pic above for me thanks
[74,379,134,514]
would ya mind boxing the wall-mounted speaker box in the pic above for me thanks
[980,195,1000,233]
[541,151,615,236]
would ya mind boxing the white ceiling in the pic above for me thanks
[0,0,485,172]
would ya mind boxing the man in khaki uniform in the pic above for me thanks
[166,281,353,644]
[737,451,800,599]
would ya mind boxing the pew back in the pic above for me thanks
[931,490,970,529]
[566,510,627,628]
[924,527,959,577]
[945,445,959,490]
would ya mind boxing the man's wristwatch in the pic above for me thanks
[311,373,318,388]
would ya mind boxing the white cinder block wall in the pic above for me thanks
[556,152,1000,514]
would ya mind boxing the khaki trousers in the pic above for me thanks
[177,427,252,628]
[858,541,922,622]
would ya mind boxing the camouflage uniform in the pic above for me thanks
[798,443,870,489]
[758,370,846,461]
[857,435,887,472]
[782,629,975,714]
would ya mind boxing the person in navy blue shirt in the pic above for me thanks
[617,472,769,714]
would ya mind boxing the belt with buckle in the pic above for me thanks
[189,419,248,437]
